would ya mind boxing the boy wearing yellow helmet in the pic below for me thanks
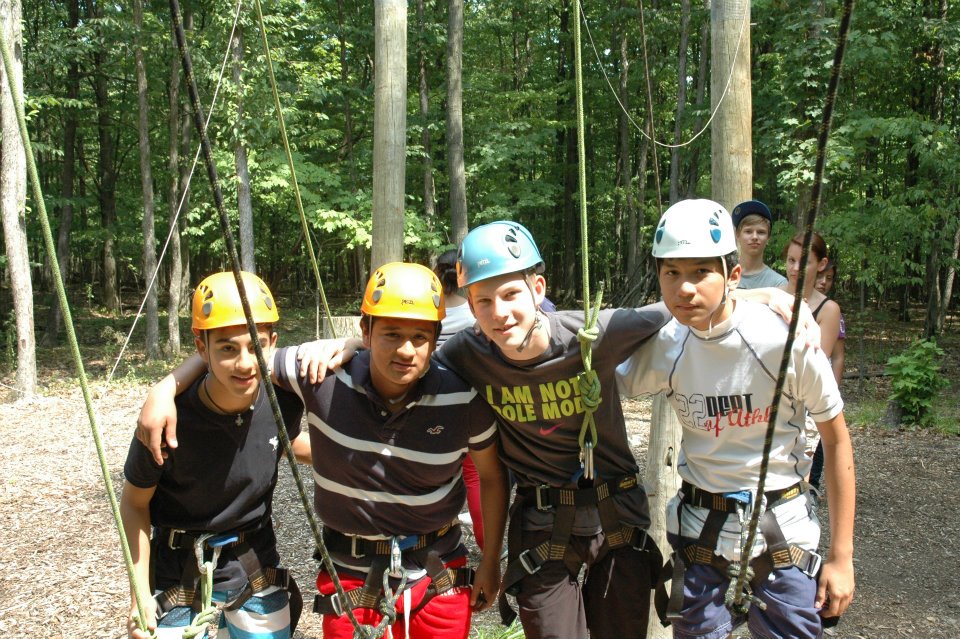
[134,264,508,639]
[120,271,310,639]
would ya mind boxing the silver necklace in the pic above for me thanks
[203,375,246,427]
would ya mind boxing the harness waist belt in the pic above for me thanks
[320,522,459,559]
[516,473,643,511]
[680,481,803,513]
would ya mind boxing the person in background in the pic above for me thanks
[434,249,478,348]
[434,250,488,550]
[810,257,846,490]
[733,200,787,290]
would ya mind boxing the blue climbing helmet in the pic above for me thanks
[456,221,545,288]
[652,199,737,259]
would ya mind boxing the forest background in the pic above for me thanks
[0,2,959,637]
[0,1,957,399]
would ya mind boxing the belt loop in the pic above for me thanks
[350,536,362,559]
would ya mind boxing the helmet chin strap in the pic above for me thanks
[708,259,731,337]
[515,278,544,354]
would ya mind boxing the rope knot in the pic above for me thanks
[577,369,602,410]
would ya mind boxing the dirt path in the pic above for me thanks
[0,386,956,638]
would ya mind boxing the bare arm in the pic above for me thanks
[831,337,846,384]
[815,412,856,618]
[289,430,312,465]
[120,481,158,639]
[467,444,509,611]
[294,337,365,384]
[136,353,206,464]
[817,300,841,360]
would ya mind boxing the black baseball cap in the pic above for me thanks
[731,200,773,229]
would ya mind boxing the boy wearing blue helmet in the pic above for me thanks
[443,221,671,639]
[617,199,855,639]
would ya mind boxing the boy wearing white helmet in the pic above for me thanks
[617,200,856,639]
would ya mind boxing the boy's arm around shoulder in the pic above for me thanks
[815,412,856,619]
[119,480,158,639]
[137,353,206,465]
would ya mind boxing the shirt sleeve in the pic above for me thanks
[795,342,844,423]
[467,391,499,451]
[122,434,163,489]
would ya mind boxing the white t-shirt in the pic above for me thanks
[616,300,843,557]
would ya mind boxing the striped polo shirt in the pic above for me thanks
[273,346,498,554]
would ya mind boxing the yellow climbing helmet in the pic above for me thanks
[361,262,446,322]
[192,271,279,332]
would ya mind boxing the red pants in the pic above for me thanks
[316,558,472,639]
[462,455,484,549]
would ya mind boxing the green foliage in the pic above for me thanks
[885,339,948,427]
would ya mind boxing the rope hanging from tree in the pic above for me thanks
[0,24,156,637]
[251,0,337,339]
[571,0,604,480]
[167,0,402,636]
[728,0,857,613]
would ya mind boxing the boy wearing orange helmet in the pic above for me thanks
[134,264,507,639]
[120,271,310,639]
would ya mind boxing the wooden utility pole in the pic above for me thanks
[710,0,752,210]
[371,0,407,271]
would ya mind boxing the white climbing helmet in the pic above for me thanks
[651,198,737,259]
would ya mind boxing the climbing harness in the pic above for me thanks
[313,526,474,622]
[501,473,661,597]
[655,483,822,623]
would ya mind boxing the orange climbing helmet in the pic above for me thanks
[191,271,279,332]
[361,262,446,322]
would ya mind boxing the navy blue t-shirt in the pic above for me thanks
[124,377,304,590]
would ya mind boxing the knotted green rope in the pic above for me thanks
[572,0,603,478]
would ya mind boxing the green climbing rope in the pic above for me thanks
[251,0,337,339]
[571,0,604,479]
[0,24,154,638]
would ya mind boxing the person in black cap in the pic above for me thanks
[732,199,787,289]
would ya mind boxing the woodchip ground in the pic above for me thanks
[1,386,957,638]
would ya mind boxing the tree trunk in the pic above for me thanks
[416,0,435,224]
[0,0,35,395]
[134,0,159,359]
[338,0,358,190]
[90,0,120,312]
[41,0,79,347]
[371,0,407,271]
[166,25,186,355]
[937,221,960,335]
[614,1,631,292]
[669,0,691,204]
[446,0,467,245]
[710,0,752,210]
[686,0,710,198]
[232,27,255,273]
